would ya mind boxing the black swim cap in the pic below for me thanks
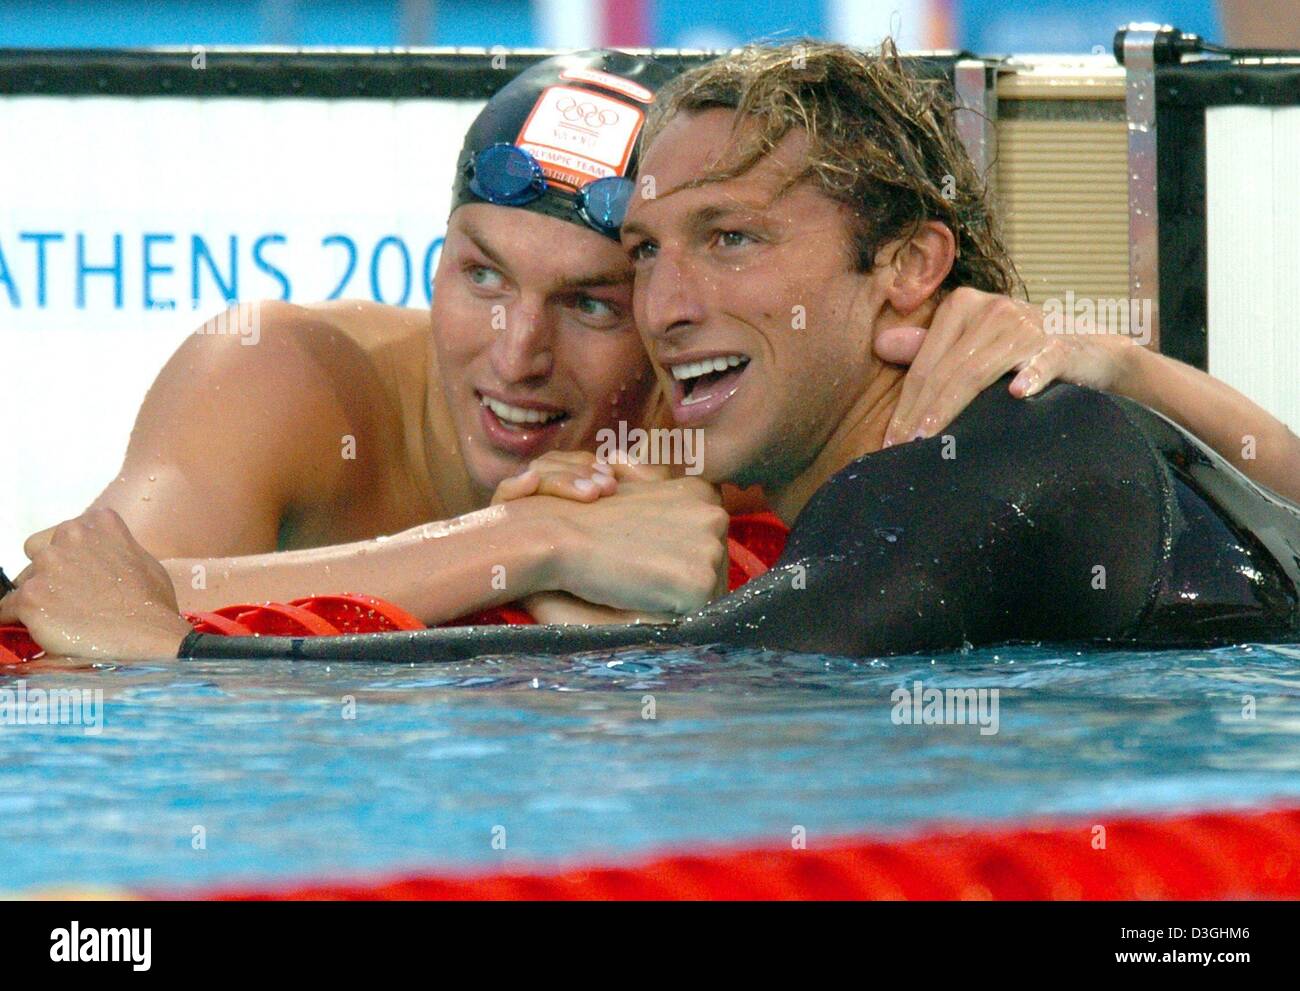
[449,50,683,239]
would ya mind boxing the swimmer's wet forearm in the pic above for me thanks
[159,501,564,624]
[522,591,676,626]
[1118,344,1300,503]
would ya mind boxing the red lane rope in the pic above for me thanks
[182,612,255,637]
[290,594,424,633]
[0,624,41,664]
[182,805,1300,901]
[213,601,342,636]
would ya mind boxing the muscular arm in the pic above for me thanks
[877,288,1300,505]
[22,302,560,622]
[83,301,364,557]
[161,504,564,621]
[1109,339,1300,503]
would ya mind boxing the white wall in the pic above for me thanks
[1205,105,1300,441]
[0,94,485,569]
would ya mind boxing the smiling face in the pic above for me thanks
[622,108,895,489]
[431,203,656,497]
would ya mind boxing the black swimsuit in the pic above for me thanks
[181,379,1300,661]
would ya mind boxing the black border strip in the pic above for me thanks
[1159,60,1300,107]
[0,48,700,99]
[1155,86,1207,369]
[1153,59,1300,369]
[0,47,966,99]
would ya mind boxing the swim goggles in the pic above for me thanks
[464,143,634,238]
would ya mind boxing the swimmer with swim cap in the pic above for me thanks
[7,43,1300,659]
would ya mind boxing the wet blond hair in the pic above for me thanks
[641,39,1020,295]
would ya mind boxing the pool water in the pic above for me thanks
[3,642,1300,894]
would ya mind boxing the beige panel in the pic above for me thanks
[995,59,1125,101]
[992,59,1130,331]
[994,117,1130,312]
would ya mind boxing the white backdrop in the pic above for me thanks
[1205,105,1300,447]
[0,94,485,569]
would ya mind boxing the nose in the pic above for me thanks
[488,298,555,384]
[636,247,708,342]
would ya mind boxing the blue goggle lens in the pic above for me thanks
[469,144,545,206]
[578,176,634,235]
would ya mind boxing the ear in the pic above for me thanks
[879,221,956,317]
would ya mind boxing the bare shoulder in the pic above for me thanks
[94,300,430,556]
[175,299,425,403]
[297,299,429,355]
[166,301,355,398]
[300,298,431,424]
[221,297,423,356]
[143,300,426,472]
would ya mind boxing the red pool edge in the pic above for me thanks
[160,804,1300,901]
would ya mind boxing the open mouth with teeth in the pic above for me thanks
[671,354,751,406]
[478,393,569,430]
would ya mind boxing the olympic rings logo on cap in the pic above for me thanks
[555,95,621,129]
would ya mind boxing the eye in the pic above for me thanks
[570,293,625,328]
[626,239,657,264]
[465,264,504,290]
[714,229,756,249]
